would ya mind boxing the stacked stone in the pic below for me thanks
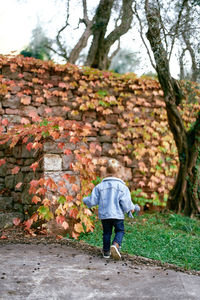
[0,141,42,227]
[0,56,166,226]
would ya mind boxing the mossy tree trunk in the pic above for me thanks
[145,0,200,217]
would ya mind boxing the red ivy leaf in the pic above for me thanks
[56,215,65,224]
[21,97,31,105]
[18,73,24,79]
[64,149,72,155]
[15,182,22,189]
[45,107,52,114]
[58,142,65,150]
[0,159,6,167]
[12,166,20,175]
[66,195,73,202]
[13,218,21,226]
[74,223,84,233]
[71,231,79,239]
[30,162,39,172]
[32,195,41,204]
[58,82,66,88]
[21,118,30,125]
[26,142,33,151]
[63,106,70,112]
[2,119,9,126]
[62,221,69,230]
[24,219,33,230]
[69,208,78,219]
[59,187,68,195]
[71,184,79,192]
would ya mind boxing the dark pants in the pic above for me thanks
[101,219,125,252]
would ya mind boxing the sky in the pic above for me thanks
[0,0,66,54]
[0,0,180,77]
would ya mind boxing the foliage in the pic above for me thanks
[131,189,151,206]
[0,114,100,238]
[109,49,141,74]
[134,0,200,82]
[80,212,200,270]
[20,24,52,61]
[131,188,168,207]
[0,55,200,231]
[44,0,134,70]
[92,176,102,186]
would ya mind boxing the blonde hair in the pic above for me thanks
[106,159,120,176]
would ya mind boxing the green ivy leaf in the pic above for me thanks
[58,196,66,204]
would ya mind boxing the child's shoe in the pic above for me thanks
[111,242,121,260]
[102,250,110,259]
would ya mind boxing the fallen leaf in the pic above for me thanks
[0,235,7,239]
[62,221,69,230]
[74,223,84,233]
[21,118,30,125]
[2,119,9,126]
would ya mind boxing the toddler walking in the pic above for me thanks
[83,162,140,260]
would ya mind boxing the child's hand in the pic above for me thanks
[133,204,140,216]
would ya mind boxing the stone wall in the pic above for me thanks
[0,141,42,227]
[0,55,170,227]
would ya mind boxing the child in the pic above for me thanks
[83,161,140,260]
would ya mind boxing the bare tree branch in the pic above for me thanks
[180,1,199,81]
[68,22,93,64]
[82,0,89,24]
[55,0,70,60]
[109,39,121,61]
[156,0,168,52]
[179,48,187,79]
[105,0,133,47]
[133,1,156,70]
[68,0,97,64]
[45,45,64,58]
[168,0,188,61]
[77,0,90,27]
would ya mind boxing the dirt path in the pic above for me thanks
[0,238,200,300]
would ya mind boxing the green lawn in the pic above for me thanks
[79,212,200,271]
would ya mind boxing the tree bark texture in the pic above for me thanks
[68,0,94,64]
[86,0,134,70]
[145,0,200,217]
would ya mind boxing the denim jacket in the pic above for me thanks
[83,177,135,220]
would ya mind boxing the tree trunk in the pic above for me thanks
[68,24,93,64]
[182,32,199,82]
[68,0,95,64]
[166,110,200,217]
[179,49,186,80]
[85,0,114,69]
[86,0,134,70]
[145,0,200,217]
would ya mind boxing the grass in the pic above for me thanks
[79,212,200,271]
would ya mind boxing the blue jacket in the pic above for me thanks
[83,177,135,220]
